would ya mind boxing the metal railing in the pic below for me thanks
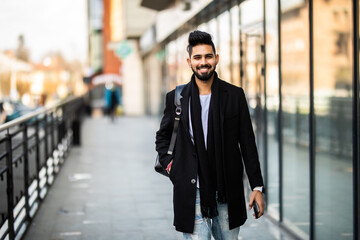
[0,96,84,240]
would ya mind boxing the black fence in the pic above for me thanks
[0,96,84,240]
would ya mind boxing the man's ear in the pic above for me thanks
[187,58,191,67]
[216,54,219,64]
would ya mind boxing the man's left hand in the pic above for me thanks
[248,190,265,219]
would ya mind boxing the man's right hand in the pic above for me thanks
[248,190,265,218]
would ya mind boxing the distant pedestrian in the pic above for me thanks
[155,30,265,239]
[104,83,120,121]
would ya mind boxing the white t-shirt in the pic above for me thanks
[189,94,211,188]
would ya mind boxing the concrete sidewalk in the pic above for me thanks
[23,117,296,240]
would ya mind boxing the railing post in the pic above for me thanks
[58,117,65,144]
[50,113,55,155]
[43,115,49,188]
[35,119,41,201]
[22,124,31,222]
[49,113,55,174]
[6,131,15,240]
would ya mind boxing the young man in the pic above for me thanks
[156,30,265,240]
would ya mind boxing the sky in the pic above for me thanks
[0,0,88,64]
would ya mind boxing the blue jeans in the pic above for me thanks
[183,189,240,240]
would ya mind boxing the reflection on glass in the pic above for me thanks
[313,0,353,239]
[280,0,310,238]
[218,11,231,82]
[231,5,240,86]
[239,0,265,173]
[265,0,279,220]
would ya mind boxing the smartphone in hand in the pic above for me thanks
[253,202,260,219]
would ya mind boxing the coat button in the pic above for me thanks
[191,179,196,184]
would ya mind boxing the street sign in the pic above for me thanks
[115,41,132,59]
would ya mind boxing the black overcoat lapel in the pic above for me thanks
[180,83,191,138]
[219,81,226,135]
[218,81,230,196]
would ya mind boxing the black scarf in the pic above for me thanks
[190,72,226,219]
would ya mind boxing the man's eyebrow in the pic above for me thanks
[192,53,214,57]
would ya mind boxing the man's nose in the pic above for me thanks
[200,57,206,65]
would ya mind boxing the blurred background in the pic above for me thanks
[0,0,359,239]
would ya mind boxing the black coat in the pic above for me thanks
[155,76,264,233]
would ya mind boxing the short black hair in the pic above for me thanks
[187,30,216,56]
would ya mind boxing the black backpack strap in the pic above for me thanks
[167,84,185,155]
[174,84,185,107]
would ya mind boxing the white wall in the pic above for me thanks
[122,40,145,116]
[144,53,162,115]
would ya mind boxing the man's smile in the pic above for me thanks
[197,65,211,74]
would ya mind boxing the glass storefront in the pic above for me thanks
[218,10,231,82]
[280,0,310,237]
[265,0,280,221]
[239,0,266,197]
[230,4,240,86]
[145,0,359,238]
[313,0,353,238]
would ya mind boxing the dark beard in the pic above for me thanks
[191,65,215,81]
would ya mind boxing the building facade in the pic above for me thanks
[87,0,157,116]
[141,0,360,239]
